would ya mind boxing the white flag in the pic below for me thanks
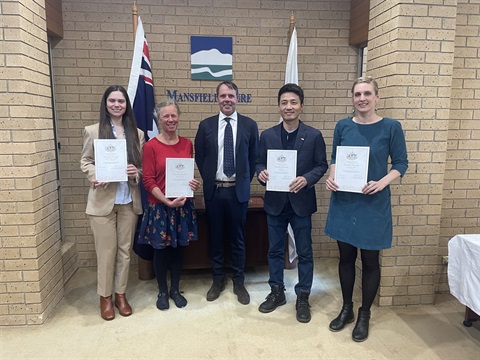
[285,27,298,85]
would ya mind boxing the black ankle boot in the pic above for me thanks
[352,307,371,342]
[329,303,354,332]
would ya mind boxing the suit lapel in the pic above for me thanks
[274,123,283,148]
[235,114,244,153]
[293,121,307,151]
[212,116,219,158]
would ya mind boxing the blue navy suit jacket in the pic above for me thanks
[195,113,259,203]
[256,121,328,217]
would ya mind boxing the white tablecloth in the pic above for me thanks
[448,234,480,315]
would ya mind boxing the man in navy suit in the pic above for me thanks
[195,81,259,305]
[256,83,328,322]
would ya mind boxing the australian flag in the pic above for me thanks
[127,17,157,260]
[128,17,157,142]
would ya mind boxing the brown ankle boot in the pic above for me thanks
[100,295,115,321]
[115,293,133,316]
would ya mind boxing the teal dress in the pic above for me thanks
[325,117,408,250]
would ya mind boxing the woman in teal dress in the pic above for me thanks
[325,76,408,342]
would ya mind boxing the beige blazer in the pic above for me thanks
[80,123,145,216]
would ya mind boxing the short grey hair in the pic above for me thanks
[153,98,181,122]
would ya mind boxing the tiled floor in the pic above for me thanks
[1,259,479,359]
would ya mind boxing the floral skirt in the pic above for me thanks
[137,200,197,249]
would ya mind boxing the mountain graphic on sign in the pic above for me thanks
[191,36,232,80]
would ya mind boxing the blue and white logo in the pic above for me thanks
[191,36,232,80]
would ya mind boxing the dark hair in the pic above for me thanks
[278,83,304,105]
[351,76,379,95]
[98,85,142,167]
[216,81,238,97]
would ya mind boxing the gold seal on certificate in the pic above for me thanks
[94,139,128,182]
[334,146,370,193]
[165,158,194,198]
[266,149,297,192]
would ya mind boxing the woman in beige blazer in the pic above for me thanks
[81,85,145,321]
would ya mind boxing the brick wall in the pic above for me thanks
[437,0,480,292]
[53,0,358,269]
[368,0,458,305]
[0,0,64,325]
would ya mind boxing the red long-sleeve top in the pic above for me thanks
[142,136,193,204]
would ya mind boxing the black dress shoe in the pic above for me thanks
[295,292,311,323]
[352,307,371,342]
[329,303,354,331]
[233,283,250,305]
[156,293,169,311]
[170,289,187,308]
[206,280,225,301]
[259,285,286,313]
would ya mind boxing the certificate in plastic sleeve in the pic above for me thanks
[334,146,369,193]
[94,139,128,182]
[165,158,194,198]
[266,150,297,192]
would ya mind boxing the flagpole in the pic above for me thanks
[132,1,138,41]
[288,12,295,47]
[131,1,155,281]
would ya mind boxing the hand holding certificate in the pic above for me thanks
[334,146,369,193]
[165,158,194,198]
[94,139,128,182]
[266,150,297,192]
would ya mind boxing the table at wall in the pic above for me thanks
[448,234,480,327]
[182,195,269,269]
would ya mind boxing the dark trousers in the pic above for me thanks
[266,209,313,295]
[205,186,248,284]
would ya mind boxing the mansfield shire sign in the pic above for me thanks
[166,90,252,103]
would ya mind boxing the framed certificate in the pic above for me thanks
[94,139,128,182]
[266,149,297,192]
[334,146,370,193]
[165,158,194,198]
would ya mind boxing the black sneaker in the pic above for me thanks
[258,285,286,313]
[295,292,311,323]
[156,292,169,311]
[169,289,187,308]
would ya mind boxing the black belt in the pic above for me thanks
[215,180,236,188]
